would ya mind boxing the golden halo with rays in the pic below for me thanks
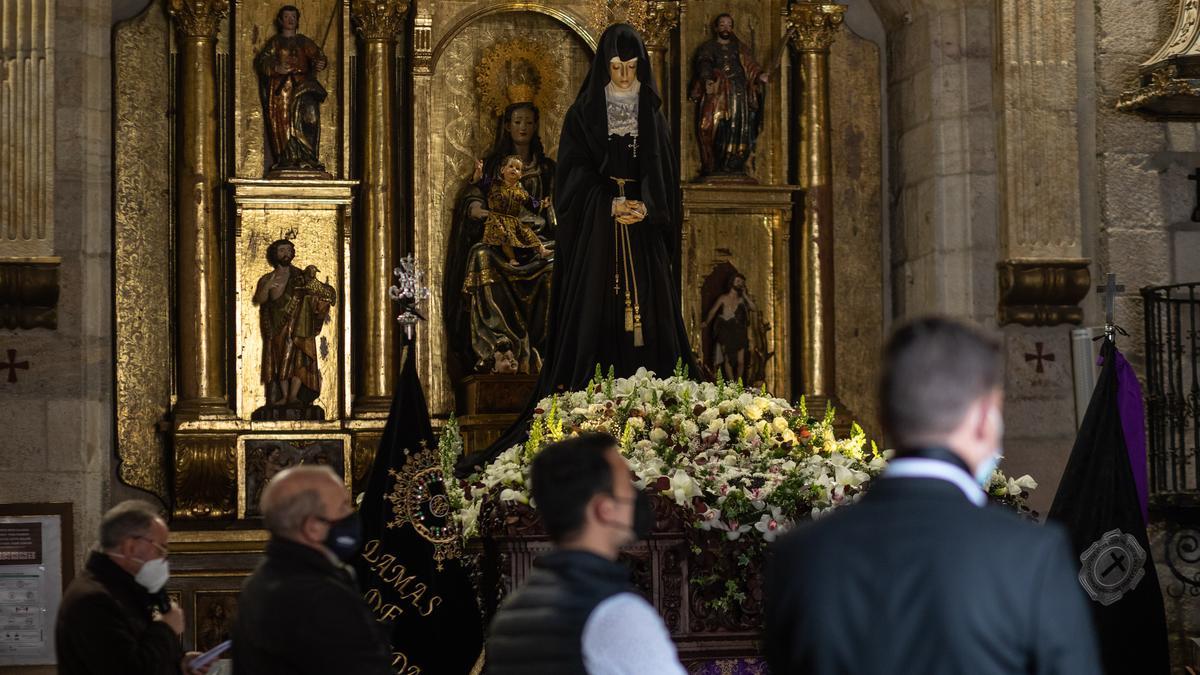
[475,38,564,118]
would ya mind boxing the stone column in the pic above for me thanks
[788,2,844,397]
[168,0,230,416]
[995,0,1089,326]
[351,0,408,415]
[642,1,679,119]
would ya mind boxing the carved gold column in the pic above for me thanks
[642,1,679,117]
[352,0,408,415]
[169,0,231,416]
[788,2,843,397]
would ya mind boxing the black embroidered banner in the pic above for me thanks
[354,347,483,674]
[1048,340,1169,673]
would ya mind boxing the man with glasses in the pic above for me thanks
[56,500,209,674]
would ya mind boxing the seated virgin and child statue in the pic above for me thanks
[444,101,558,378]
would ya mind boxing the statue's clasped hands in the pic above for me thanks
[614,199,647,225]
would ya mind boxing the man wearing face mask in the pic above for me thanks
[56,500,208,675]
[486,432,686,675]
[765,317,1101,675]
[231,465,391,675]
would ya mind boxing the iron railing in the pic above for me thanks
[1144,283,1200,597]
[1144,282,1200,500]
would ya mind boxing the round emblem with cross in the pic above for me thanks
[1078,528,1146,606]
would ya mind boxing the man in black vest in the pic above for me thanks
[231,465,392,675]
[487,432,686,674]
[765,316,1102,674]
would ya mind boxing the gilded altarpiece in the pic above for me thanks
[115,0,366,521]
[112,0,887,662]
[115,0,885,513]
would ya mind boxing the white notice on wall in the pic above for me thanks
[0,516,62,666]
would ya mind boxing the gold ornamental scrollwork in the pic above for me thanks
[476,38,565,118]
[590,0,677,41]
[167,0,229,38]
[642,1,680,50]
[174,435,238,520]
[787,3,845,52]
[383,442,463,570]
[351,0,410,41]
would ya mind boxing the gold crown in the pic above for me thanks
[507,83,536,104]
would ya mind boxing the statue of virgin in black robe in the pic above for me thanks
[458,24,698,474]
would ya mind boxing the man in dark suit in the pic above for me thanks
[231,465,391,675]
[56,500,207,675]
[765,316,1101,675]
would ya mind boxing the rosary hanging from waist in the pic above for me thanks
[610,177,644,347]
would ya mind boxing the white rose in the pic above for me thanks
[682,420,700,437]
[649,428,669,443]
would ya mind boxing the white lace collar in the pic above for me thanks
[605,81,640,137]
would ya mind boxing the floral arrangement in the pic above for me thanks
[444,364,1039,544]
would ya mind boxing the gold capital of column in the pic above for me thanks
[351,0,409,41]
[167,0,229,39]
[787,2,845,52]
[642,1,679,50]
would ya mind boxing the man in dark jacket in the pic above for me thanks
[56,500,204,675]
[231,465,391,675]
[486,432,686,675]
[765,317,1102,675]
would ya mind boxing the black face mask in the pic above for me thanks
[319,511,363,562]
[632,491,655,541]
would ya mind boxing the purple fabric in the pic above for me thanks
[1106,346,1150,524]
[690,658,769,674]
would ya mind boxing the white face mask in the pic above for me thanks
[113,550,171,593]
[133,557,170,594]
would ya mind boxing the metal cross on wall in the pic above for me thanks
[1097,273,1125,342]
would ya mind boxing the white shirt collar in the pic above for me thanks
[881,457,987,507]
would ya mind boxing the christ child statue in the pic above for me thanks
[478,155,551,265]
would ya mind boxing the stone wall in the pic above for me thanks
[1093,0,1197,373]
[0,0,116,672]
[868,0,1075,514]
[1092,0,1200,668]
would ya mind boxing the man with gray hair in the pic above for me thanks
[765,316,1102,674]
[231,465,391,675]
[56,500,208,675]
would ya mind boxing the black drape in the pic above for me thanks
[355,347,483,673]
[1048,339,1169,674]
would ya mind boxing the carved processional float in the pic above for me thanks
[112,0,887,667]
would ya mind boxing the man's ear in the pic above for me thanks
[969,396,993,442]
[299,515,322,544]
[591,493,615,525]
